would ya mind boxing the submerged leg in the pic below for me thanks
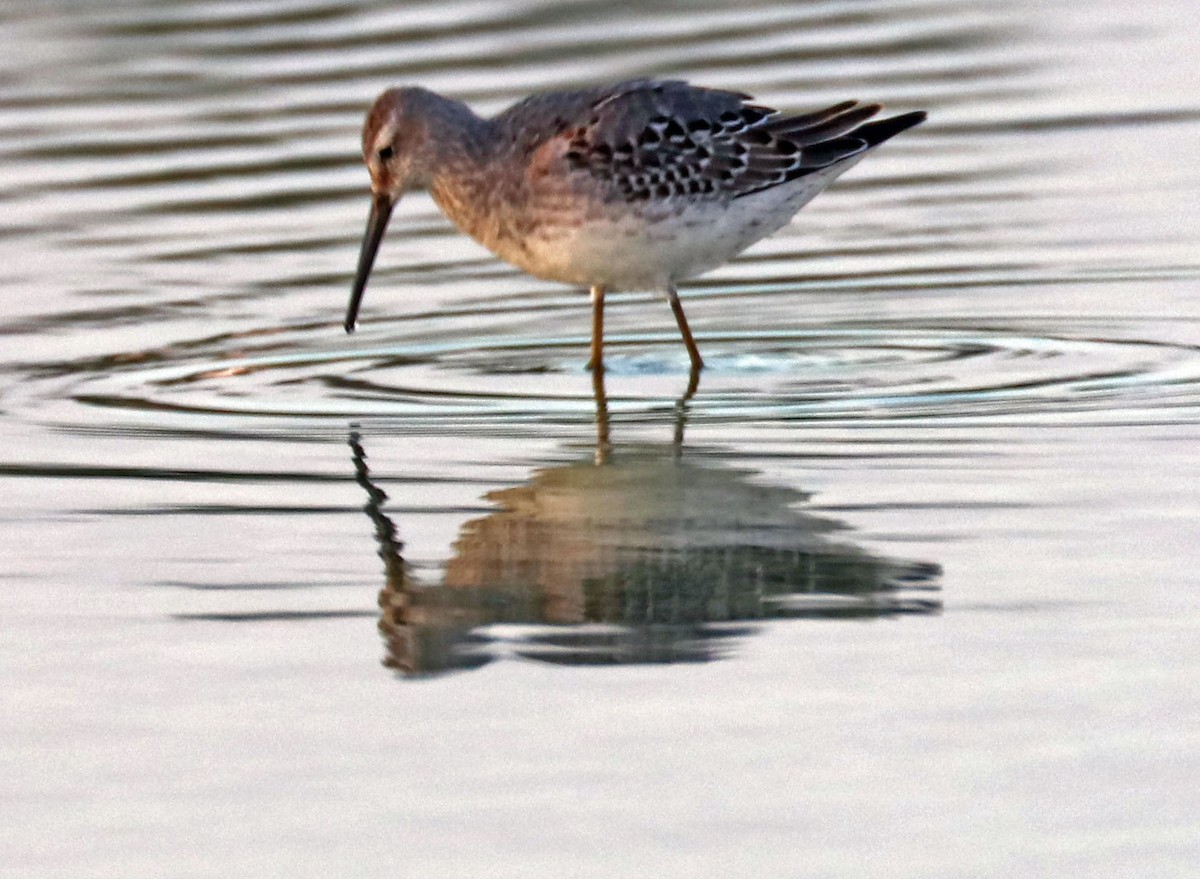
[667,283,704,372]
[588,284,605,371]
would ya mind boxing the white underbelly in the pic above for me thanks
[515,167,850,290]
[458,161,858,291]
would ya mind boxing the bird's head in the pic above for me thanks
[345,88,436,333]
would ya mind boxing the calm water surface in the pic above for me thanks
[2,0,1199,876]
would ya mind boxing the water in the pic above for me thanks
[2,0,1199,875]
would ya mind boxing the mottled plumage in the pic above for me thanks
[346,79,925,373]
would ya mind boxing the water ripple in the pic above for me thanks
[28,316,1197,434]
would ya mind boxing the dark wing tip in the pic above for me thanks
[767,102,883,146]
[852,110,927,147]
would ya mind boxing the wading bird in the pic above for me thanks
[346,79,924,374]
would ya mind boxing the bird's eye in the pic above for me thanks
[377,145,394,162]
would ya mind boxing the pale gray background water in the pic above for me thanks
[2,1,1199,876]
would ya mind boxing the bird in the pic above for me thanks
[344,79,925,374]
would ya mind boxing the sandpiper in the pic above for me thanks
[345,79,924,372]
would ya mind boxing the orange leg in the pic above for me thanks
[667,283,704,372]
[588,284,605,371]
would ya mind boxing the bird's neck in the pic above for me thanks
[418,100,512,252]
[406,91,495,187]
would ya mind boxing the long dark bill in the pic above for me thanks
[344,192,395,333]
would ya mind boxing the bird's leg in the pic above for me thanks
[682,360,701,401]
[667,283,704,372]
[587,284,605,371]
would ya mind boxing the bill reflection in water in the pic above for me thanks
[350,426,941,677]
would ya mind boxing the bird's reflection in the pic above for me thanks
[351,380,941,675]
